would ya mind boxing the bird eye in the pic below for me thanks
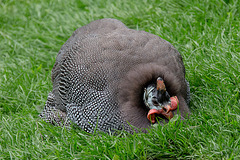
[152,99,159,106]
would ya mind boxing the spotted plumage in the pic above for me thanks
[39,18,190,133]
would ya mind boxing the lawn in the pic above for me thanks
[0,0,239,159]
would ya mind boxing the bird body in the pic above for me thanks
[40,18,190,133]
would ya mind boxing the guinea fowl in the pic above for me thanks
[39,18,190,133]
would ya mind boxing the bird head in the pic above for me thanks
[143,77,179,123]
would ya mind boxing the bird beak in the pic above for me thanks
[147,96,179,123]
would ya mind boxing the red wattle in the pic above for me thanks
[147,109,161,123]
[170,96,179,109]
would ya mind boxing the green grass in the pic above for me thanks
[0,0,239,159]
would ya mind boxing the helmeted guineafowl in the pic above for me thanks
[39,18,190,133]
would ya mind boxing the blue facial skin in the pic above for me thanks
[143,84,171,111]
